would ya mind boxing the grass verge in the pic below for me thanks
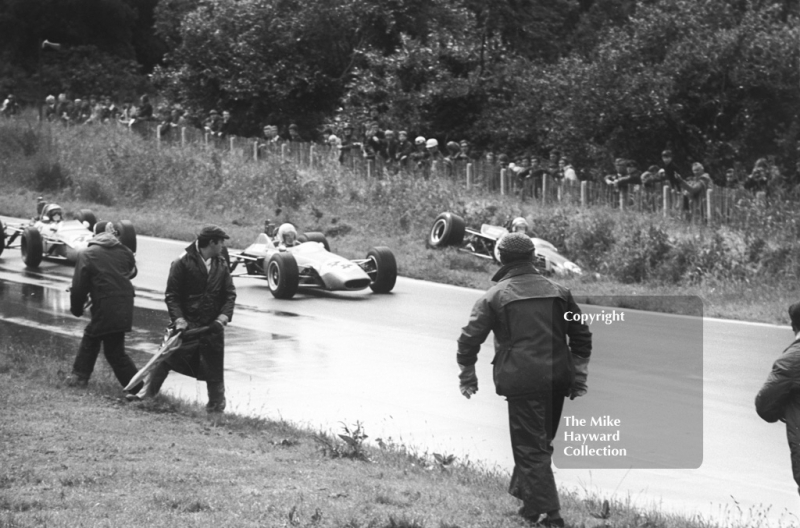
[0,338,782,528]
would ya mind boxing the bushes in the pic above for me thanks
[605,224,671,284]
[564,211,616,270]
[2,119,800,289]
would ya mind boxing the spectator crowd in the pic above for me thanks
[6,92,797,207]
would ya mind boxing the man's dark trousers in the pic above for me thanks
[73,331,139,388]
[507,391,565,513]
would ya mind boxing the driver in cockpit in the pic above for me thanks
[41,204,64,225]
[510,216,529,234]
[275,223,298,249]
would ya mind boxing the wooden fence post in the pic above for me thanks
[466,163,473,190]
[309,145,316,168]
[557,183,562,203]
[619,189,625,211]
[253,141,259,161]
[542,175,548,206]
[662,185,670,218]
[500,168,506,195]
[580,181,587,207]
[367,159,374,179]
[281,143,287,163]
[156,124,161,150]
[180,127,186,149]
[706,188,713,225]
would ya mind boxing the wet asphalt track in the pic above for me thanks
[0,215,797,523]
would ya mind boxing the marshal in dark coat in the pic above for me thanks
[164,242,236,382]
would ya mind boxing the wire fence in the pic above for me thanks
[108,120,784,230]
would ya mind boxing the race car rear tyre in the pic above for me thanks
[299,232,330,252]
[0,221,6,257]
[76,209,97,231]
[21,227,43,268]
[266,252,299,299]
[427,212,465,248]
[367,246,397,293]
[117,220,137,254]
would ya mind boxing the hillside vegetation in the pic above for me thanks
[1,1,799,176]
[0,117,798,323]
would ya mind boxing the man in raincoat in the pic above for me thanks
[68,222,140,390]
[457,232,592,527]
[134,225,236,413]
[755,302,800,495]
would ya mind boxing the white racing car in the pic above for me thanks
[427,212,582,276]
[228,223,397,299]
[1,200,136,268]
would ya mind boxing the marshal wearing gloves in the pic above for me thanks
[129,225,236,413]
[456,232,592,527]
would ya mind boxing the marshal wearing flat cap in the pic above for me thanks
[197,225,230,241]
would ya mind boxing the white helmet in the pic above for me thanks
[42,204,63,222]
[276,223,297,246]
[425,138,438,149]
[511,217,529,233]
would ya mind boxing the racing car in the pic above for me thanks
[228,222,397,299]
[0,200,137,268]
[427,212,582,276]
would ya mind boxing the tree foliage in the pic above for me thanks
[0,0,164,100]
[527,0,800,172]
[1,0,798,178]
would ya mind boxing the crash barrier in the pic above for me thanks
[128,120,779,228]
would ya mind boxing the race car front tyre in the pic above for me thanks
[21,226,43,268]
[117,220,137,254]
[76,209,97,231]
[367,246,397,293]
[427,212,466,248]
[266,252,299,299]
[0,221,5,257]
[300,232,330,252]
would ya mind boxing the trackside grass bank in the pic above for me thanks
[0,337,780,528]
[1,117,798,325]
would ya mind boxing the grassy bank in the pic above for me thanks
[0,337,774,528]
[1,116,798,324]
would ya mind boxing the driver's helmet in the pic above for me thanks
[276,223,297,246]
[42,204,63,223]
[511,217,529,233]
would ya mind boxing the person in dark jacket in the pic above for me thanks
[660,149,683,192]
[755,302,800,495]
[457,232,592,527]
[132,225,236,413]
[67,223,141,390]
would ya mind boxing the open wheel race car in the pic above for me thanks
[427,212,582,276]
[228,222,397,299]
[0,199,137,268]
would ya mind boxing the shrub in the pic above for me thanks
[605,223,671,284]
[34,159,70,192]
[655,237,698,284]
[564,212,616,269]
[529,208,571,248]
